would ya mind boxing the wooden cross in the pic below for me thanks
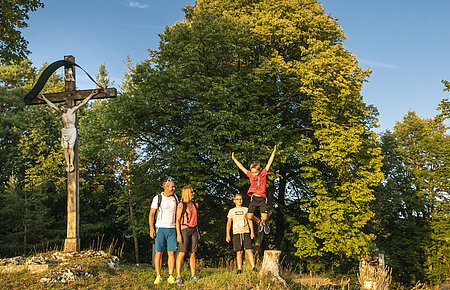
[28,55,117,252]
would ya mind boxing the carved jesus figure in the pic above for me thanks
[38,89,100,172]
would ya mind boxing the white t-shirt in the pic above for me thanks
[151,193,178,228]
[227,206,250,234]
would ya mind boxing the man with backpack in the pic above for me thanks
[149,178,178,285]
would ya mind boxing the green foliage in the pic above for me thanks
[373,131,427,285]
[375,112,450,286]
[437,80,450,122]
[0,60,67,255]
[0,59,35,87]
[0,0,44,63]
[95,63,114,89]
[100,0,384,267]
[77,68,132,255]
[424,202,450,284]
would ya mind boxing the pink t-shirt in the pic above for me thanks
[246,168,268,197]
[178,202,198,230]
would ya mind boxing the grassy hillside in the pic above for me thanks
[0,250,356,289]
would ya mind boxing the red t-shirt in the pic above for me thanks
[246,168,268,197]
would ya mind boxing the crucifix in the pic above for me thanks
[24,55,117,252]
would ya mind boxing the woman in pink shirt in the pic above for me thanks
[175,185,200,285]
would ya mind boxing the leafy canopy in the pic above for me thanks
[0,0,44,63]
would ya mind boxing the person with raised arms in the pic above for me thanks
[232,145,277,234]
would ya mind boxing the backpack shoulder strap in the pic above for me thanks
[156,193,162,212]
[157,193,179,212]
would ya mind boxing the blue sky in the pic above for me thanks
[22,0,450,132]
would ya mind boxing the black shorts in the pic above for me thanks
[178,227,199,253]
[248,196,267,214]
[232,233,252,252]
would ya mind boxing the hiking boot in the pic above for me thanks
[175,276,184,285]
[237,269,242,274]
[258,221,264,232]
[167,275,175,284]
[153,275,162,285]
[252,267,258,272]
[191,275,200,280]
[263,222,270,234]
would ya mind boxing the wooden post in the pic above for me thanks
[259,250,288,288]
[63,55,80,252]
[25,55,117,252]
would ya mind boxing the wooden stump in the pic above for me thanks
[259,250,288,288]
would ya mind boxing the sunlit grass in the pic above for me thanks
[0,250,357,289]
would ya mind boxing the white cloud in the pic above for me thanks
[359,58,399,70]
[129,1,149,9]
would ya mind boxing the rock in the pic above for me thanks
[40,277,51,283]
[1,250,118,283]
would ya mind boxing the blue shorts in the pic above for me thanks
[155,228,177,252]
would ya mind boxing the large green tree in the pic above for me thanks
[79,62,151,262]
[0,0,44,63]
[377,110,450,285]
[373,131,427,285]
[0,60,67,255]
[105,0,383,267]
[0,60,35,188]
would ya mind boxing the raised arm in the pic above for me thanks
[265,145,277,171]
[72,89,100,111]
[232,152,248,174]
[38,94,60,112]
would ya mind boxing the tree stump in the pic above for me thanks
[259,250,288,288]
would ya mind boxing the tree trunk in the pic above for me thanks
[129,201,139,264]
[126,161,140,264]
[274,168,286,249]
[23,192,28,251]
[259,250,288,288]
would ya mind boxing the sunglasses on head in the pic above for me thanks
[164,177,174,187]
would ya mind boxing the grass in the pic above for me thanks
[0,250,357,289]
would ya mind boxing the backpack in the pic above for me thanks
[155,193,179,215]
[181,201,198,226]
